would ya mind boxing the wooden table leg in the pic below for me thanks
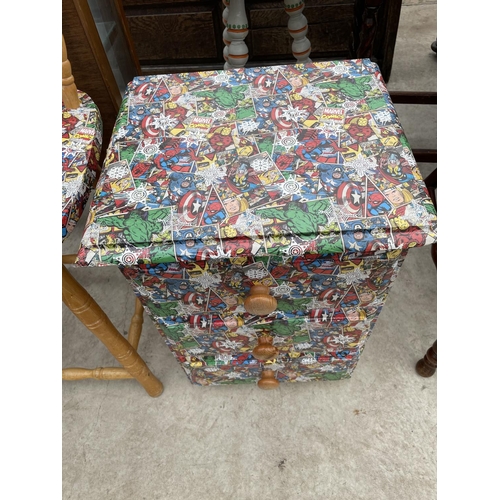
[62,265,163,397]
[416,340,437,377]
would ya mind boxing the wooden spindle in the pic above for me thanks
[222,0,231,64]
[224,0,249,69]
[283,0,312,63]
[62,35,81,109]
[63,367,134,380]
[62,265,163,397]
[127,298,144,350]
[252,335,278,361]
[355,0,383,59]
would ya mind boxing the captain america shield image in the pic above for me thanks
[336,181,364,216]
[141,115,162,138]
[271,108,294,129]
[133,82,155,101]
[178,191,204,225]
[254,74,275,93]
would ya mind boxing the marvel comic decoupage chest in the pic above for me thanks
[76,59,437,389]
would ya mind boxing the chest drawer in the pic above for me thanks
[181,351,357,387]
[123,250,405,326]
[158,314,369,358]
[121,251,404,360]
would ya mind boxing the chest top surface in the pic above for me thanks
[76,58,437,267]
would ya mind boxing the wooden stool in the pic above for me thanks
[62,35,163,397]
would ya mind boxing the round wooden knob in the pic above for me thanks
[257,369,279,390]
[252,335,278,361]
[244,285,277,316]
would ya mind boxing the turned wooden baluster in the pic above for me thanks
[355,0,383,59]
[416,340,437,377]
[224,0,249,69]
[62,34,81,109]
[283,0,311,63]
[127,297,145,350]
[222,0,231,65]
[244,285,277,316]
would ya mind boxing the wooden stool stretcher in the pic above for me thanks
[62,259,163,397]
[62,34,162,397]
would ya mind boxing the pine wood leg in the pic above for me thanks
[415,340,437,377]
[62,265,163,397]
[62,367,134,380]
[127,298,144,350]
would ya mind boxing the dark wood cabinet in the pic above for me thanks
[122,0,402,81]
[63,0,142,149]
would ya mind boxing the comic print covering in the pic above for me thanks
[76,59,437,267]
[74,59,437,386]
[62,91,102,241]
[122,249,406,385]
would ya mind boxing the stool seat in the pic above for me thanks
[62,91,102,241]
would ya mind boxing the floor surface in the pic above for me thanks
[62,5,437,499]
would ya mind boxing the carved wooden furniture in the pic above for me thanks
[63,0,142,151]
[122,0,401,81]
[415,167,437,377]
[62,35,163,397]
[63,0,402,150]
[74,58,437,390]
[221,0,312,69]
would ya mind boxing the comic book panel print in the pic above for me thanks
[120,251,405,359]
[62,91,102,241]
[77,59,436,267]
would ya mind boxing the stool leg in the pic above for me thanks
[416,340,437,377]
[62,265,163,397]
[127,298,144,350]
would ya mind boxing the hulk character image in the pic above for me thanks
[100,207,172,246]
[158,323,188,343]
[276,297,313,316]
[194,85,255,121]
[257,199,336,241]
[146,300,180,319]
[253,318,306,338]
[317,76,373,100]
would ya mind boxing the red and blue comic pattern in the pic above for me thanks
[76,59,437,267]
[62,91,102,241]
[121,249,406,386]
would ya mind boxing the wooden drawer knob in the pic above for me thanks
[257,369,279,390]
[244,285,277,316]
[252,335,278,361]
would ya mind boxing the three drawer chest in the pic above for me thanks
[76,59,437,389]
